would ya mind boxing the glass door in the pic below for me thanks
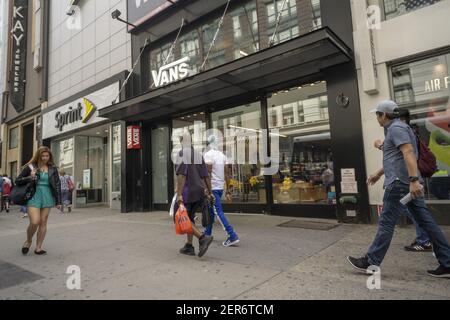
[151,126,170,205]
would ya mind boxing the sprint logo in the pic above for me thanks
[55,98,97,132]
[82,98,97,123]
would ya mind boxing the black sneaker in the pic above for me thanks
[346,256,371,273]
[198,235,213,258]
[427,265,450,279]
[404,241,433,252]
[179,244,195,256]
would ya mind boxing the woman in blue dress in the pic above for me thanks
[17,147,62,255]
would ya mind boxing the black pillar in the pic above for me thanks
[122,121,151,213]
[321,0,370,223]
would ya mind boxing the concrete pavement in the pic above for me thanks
[0,207,449,300]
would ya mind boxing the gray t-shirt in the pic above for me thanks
[383,119,420,187]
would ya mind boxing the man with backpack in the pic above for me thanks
[374,109,437,252]
[347,100,450,278]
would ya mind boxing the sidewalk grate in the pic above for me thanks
[0,261,44,290]
[277,220,339,231]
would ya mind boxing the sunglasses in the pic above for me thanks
[376,112,384,117]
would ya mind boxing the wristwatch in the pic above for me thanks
[409,176,419,183]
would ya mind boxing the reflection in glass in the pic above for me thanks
[211,102,266,204]
[152,126,169,204]
[268,82,335,205]
[383,0,441,20]
[112,124,121,193]
[52,137,74,176]
[265,0,298,45]
[392,53,450,202]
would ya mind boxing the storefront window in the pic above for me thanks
[152,126,170,204]
[112,124,121,193]
[265,0,298,45]
[211,102,266,204]
[52,137,74,176]
[383,0,441,20]
[268,81,335,205]
[172,112,207,191]
[392,53,450,202]
[310,0,322,30]
[179,29,202,74]
[230,1,259,59]
[150,43,172,72]
[74,135,108,205]
[202,18,227,70]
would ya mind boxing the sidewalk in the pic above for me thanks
[0,207,449,300]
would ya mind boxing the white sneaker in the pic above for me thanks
[223,237,240,247]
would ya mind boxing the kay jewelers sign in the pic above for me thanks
[42,82,119,139]
[151,57,191,88]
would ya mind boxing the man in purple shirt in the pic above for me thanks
[175,131,214,258]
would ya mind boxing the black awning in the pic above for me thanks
[99,27,352,122]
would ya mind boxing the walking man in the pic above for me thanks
[374,109,432,252]
[175,131,214,258]
[203,135,240,247]
[347,100,450,278]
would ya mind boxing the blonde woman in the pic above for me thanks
[17,147,62,256]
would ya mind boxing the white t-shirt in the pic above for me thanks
[204,149,228,191]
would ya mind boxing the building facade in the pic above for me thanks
[353,0,450,224]
[99,0,370,221]
[42,0,131,210]
[1,0,49,180]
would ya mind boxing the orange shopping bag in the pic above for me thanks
[175,204,193,235]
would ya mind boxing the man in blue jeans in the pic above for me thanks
[374,109,432,252]
[203,135,240,247]
[347,100,450,278]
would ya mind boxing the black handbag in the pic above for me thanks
[11,166,37,206]
[201,198,214,228]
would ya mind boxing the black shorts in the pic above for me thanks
[174,199,204,224]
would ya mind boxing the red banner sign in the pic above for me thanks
[127,126,141,150]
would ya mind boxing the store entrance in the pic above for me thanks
[73,125,110,207]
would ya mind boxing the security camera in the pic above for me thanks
[66,5,77,16]
[111,9,121,20]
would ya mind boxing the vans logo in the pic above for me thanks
[151,57,191,88]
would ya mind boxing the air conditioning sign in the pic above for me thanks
[151,57,191,88]
[10,0,28,112]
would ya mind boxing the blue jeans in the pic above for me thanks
[403,208,430,245]
[367,181,450,267]
[204,190,238,240]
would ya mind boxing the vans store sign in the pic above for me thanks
[10,0,28,112]
[152,57,191,88]
[42,82,119,139]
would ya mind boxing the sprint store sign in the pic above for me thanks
[42,82,119,139]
